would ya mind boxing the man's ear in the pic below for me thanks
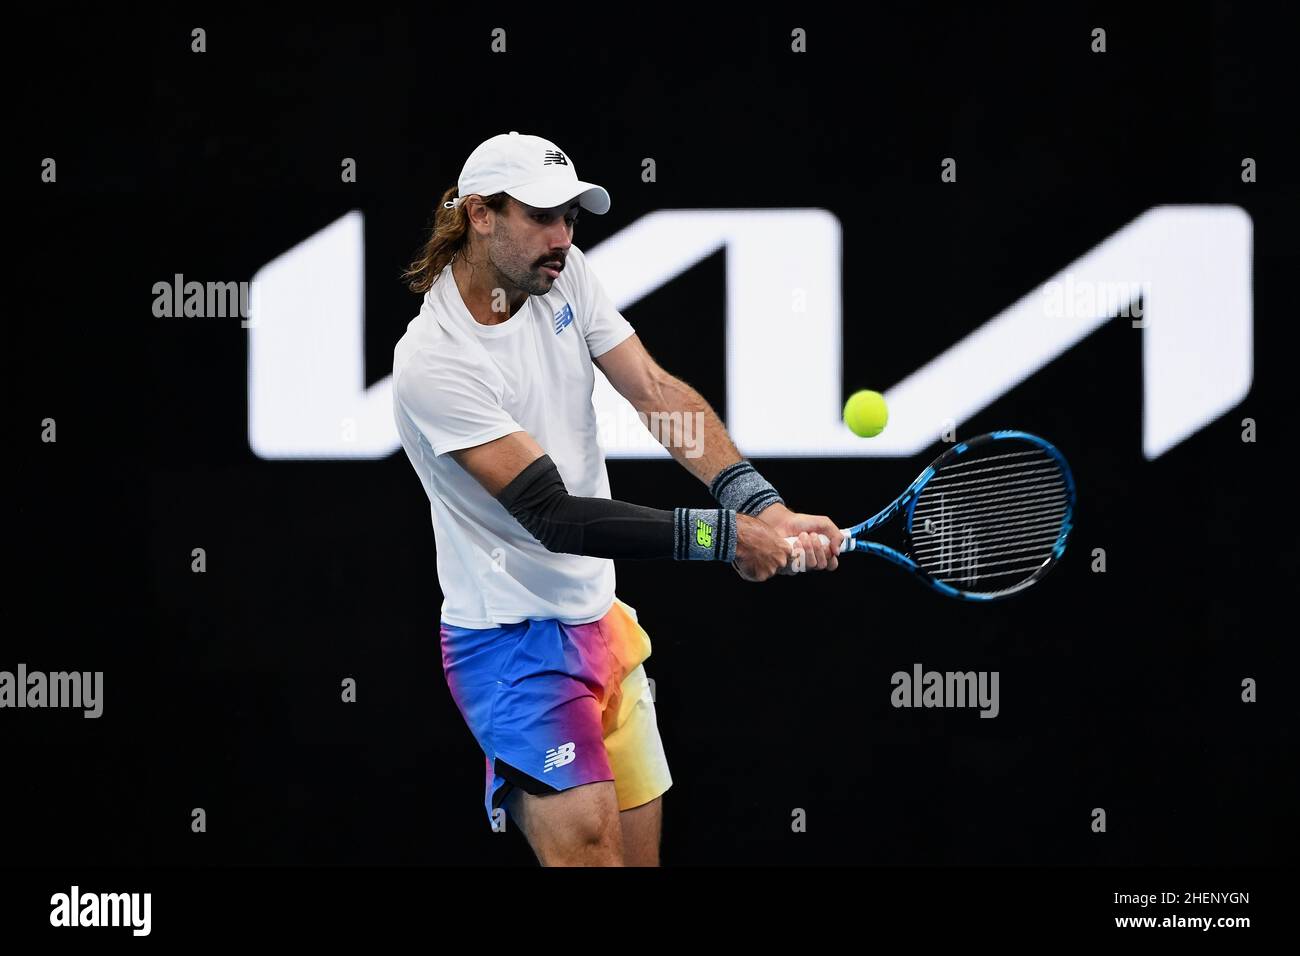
[466,196,494,233]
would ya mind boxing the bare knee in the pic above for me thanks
[545,819,623,866]
[507,781,625,866]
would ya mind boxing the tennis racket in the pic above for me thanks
[786,430,1075,600]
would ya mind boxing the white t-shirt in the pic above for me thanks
[392,244,636,628]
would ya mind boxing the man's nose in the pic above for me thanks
[547,219,573,250]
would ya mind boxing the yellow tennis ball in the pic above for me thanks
[844,389,888,437]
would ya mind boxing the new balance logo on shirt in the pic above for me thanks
[544,741,576,772]
[553,303,574,334]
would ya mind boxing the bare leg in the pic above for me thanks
[504,780,624,866]
[619,795,662,867]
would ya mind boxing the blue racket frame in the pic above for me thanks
[839,430,1076,601]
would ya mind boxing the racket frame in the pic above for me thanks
[839,430,1076,601]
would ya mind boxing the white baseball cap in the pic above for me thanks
[444,131,611,215]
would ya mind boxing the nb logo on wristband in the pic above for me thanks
[695,519,714,548]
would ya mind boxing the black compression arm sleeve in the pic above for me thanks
[497,455,673,558]
[495,455,736,561]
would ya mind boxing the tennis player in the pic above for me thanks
[393,132,843,866]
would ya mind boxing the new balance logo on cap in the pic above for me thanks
[542,149,569,166]
[543,741,576,772]
[553,303,574,334]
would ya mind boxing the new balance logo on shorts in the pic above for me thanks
[543,741,576,772]
[542,149,569,166]
[553,303,573,334]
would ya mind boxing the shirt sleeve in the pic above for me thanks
[569,244,636,358]
[393,346,523,457]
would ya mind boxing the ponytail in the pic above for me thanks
[402,188,510,294]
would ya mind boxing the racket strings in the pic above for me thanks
[911,521,1063,558]
[929,447,1045,471]
[913,492,1067,526]
[910,445,1069,592]
[917,462,1062,497]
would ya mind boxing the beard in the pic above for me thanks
[488,232,553,297]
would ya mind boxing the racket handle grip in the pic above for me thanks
[782,529,854,573]
[782,532,853,552]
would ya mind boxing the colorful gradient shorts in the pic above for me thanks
[439,596,673,825]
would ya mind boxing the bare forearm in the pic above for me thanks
[635,373,741,486]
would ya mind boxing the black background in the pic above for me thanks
[6,7,1295,873]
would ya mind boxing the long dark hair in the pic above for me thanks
[401,188,511,294]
